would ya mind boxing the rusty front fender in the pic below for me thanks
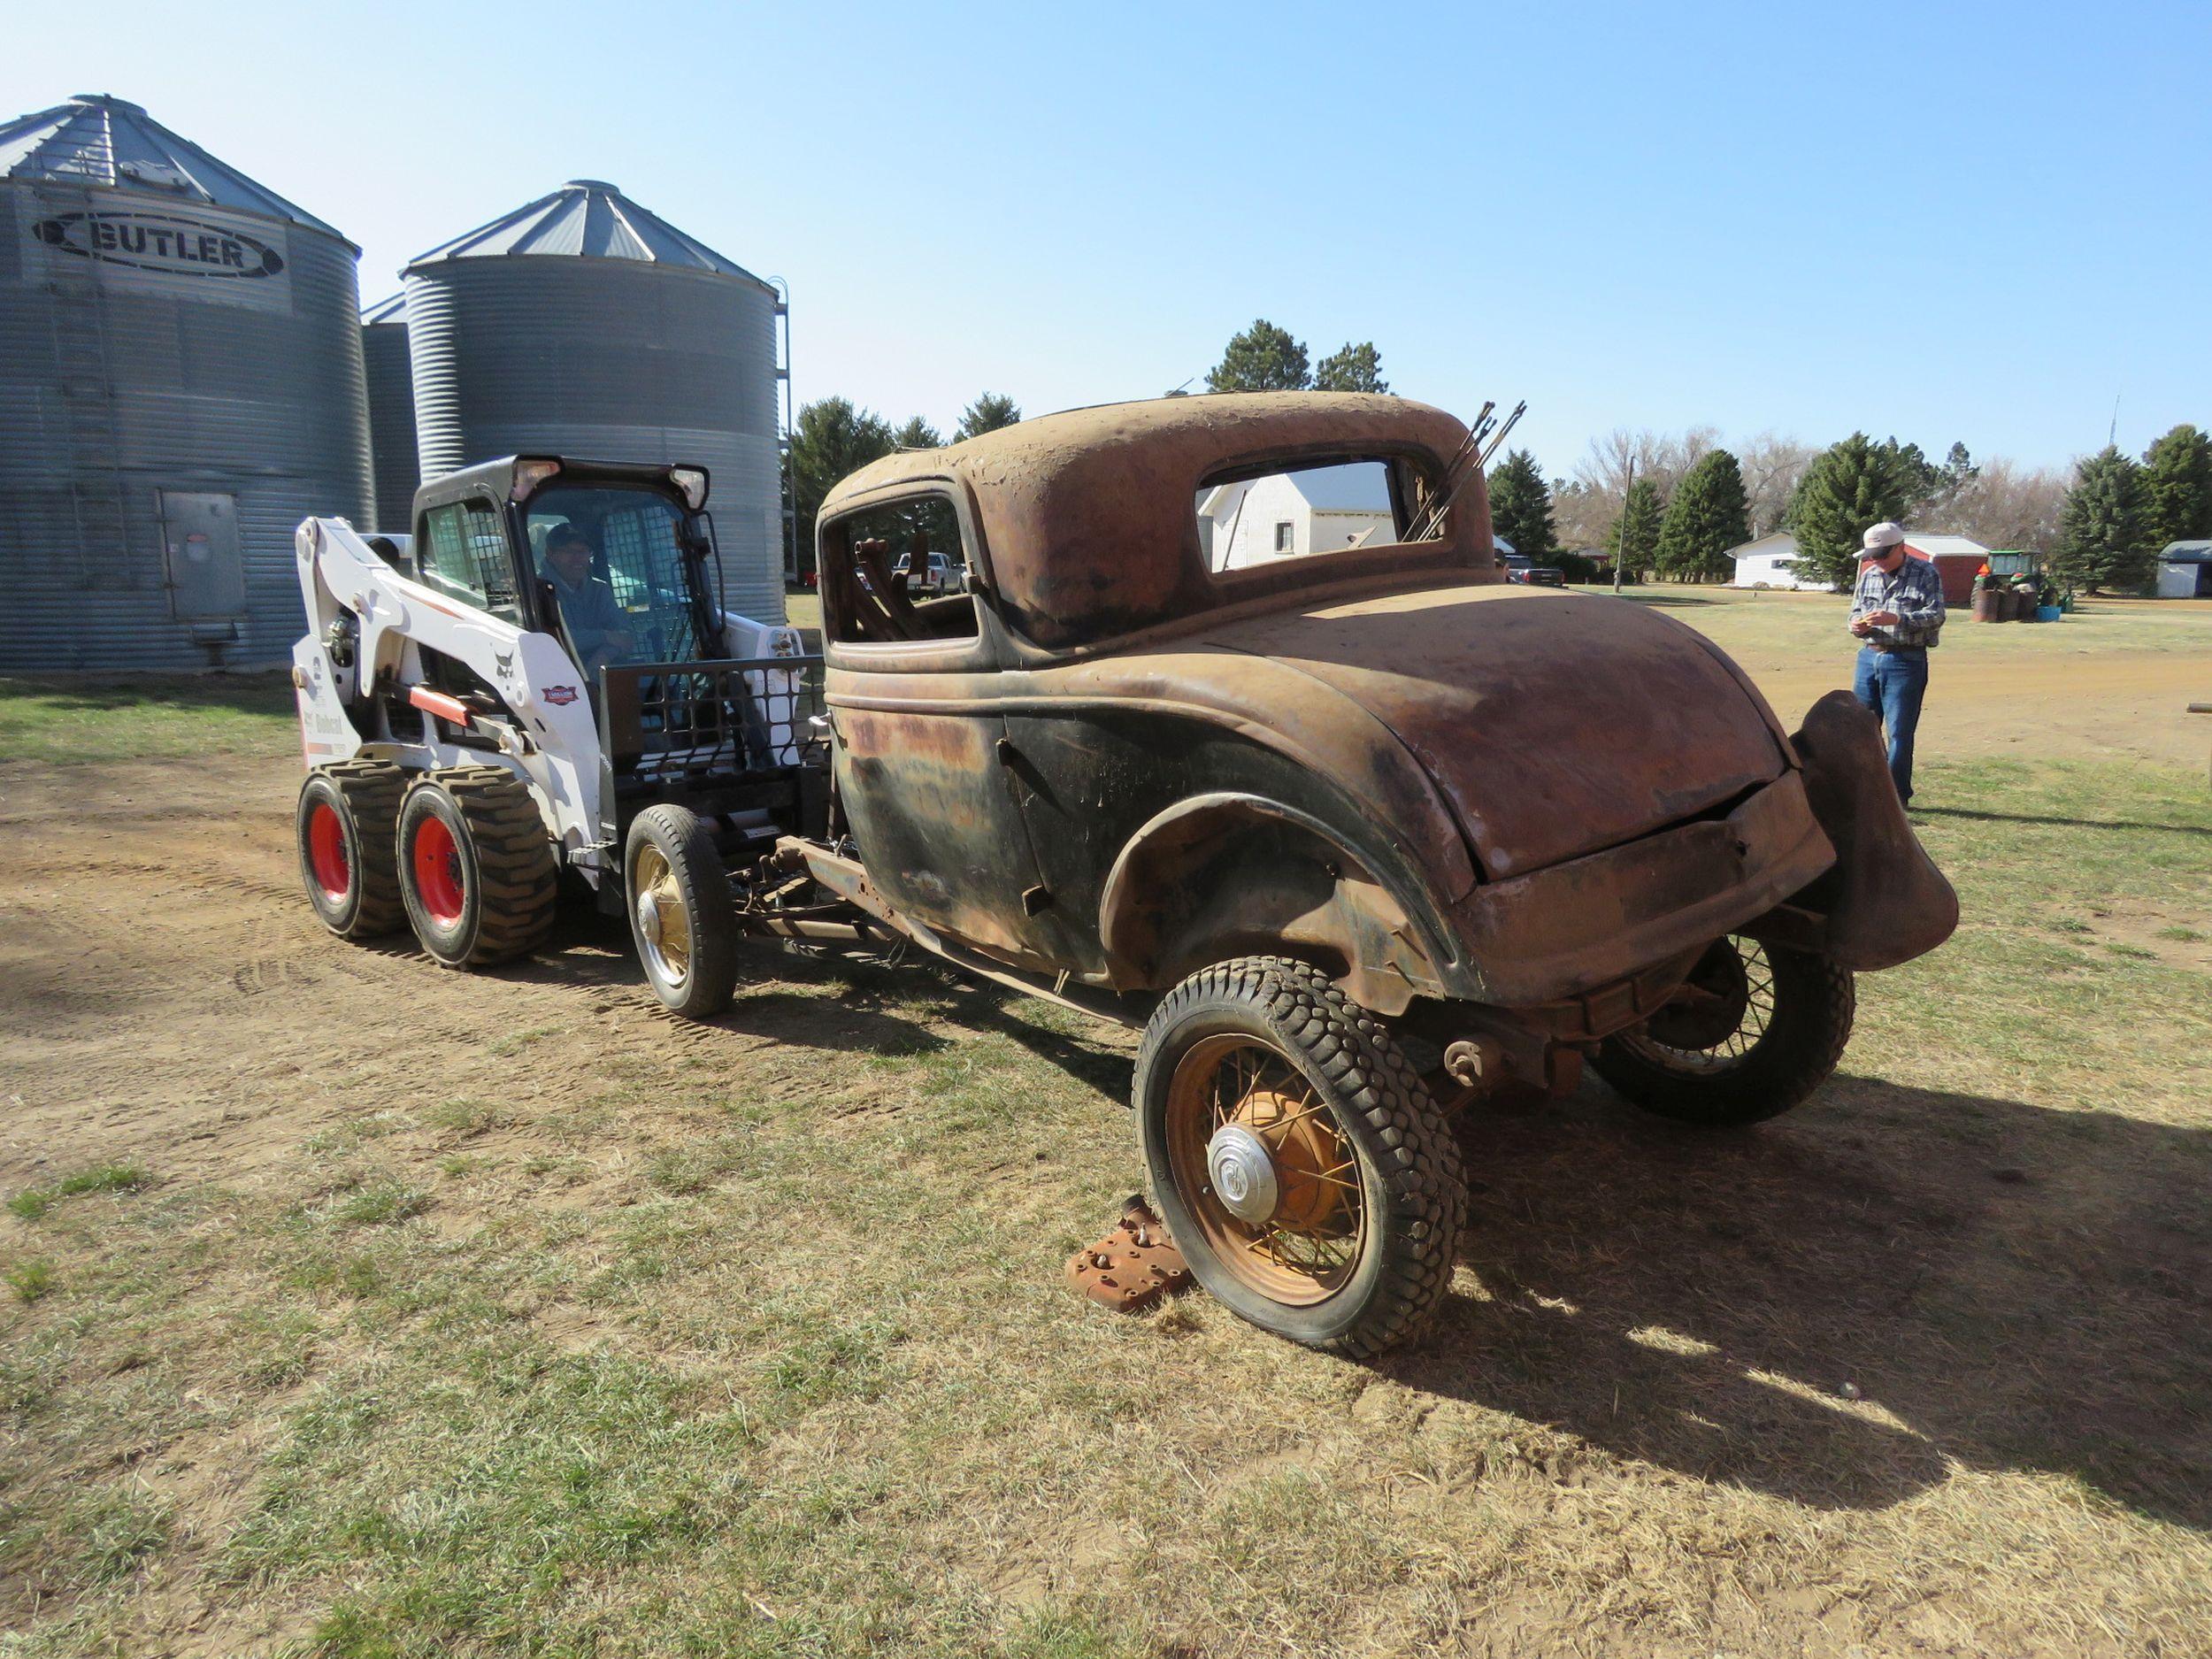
[1777,691,1959,971]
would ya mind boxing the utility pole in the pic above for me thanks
[1613,457,1632,595]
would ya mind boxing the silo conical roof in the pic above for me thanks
[361,290,407,325]
[404,179,768,287]
[0,92,348,241]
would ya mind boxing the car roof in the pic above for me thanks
[819,391,1489,649]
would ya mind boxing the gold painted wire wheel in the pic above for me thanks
[631,841,693,988]
[1163,1033,1368,1307]
[1621,935,1775,1074]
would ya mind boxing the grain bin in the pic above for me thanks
[361,291,419,534]
[402,180,787,623]
[0,94,373,669]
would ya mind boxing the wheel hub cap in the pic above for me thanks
[1206,1125,1279,1225]
[634,887,664,948]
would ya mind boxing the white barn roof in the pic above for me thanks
[1901,532,1989,558]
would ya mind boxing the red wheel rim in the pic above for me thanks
[411,814,465,926]
[307,802,351,903]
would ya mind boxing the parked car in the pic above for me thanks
[1502,553,1565,587]
[804,392,1958,1356]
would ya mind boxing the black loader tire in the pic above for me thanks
[1134,956,1465,1359]
[395,765,557,968]
[296,760,406,940]
[624,805,740,1018]
[1593,939,1855,1127]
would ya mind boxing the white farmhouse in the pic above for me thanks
[1198,463,1397,570]
[1727,531,1833,591]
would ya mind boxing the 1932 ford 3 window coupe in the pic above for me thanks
[810,393,1955,1356]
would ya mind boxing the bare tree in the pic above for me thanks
[1563,426,1721,546]
[1942,458,2070,552]
[1734,432,1818,534]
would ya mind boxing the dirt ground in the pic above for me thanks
[3,597,2209,1657]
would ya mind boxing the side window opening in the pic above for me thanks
[419,501,521,626]
[1195,457,1438,575]
[826,495,981,646]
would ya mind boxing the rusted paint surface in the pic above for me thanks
[1786,691,1960,970]
[1447,772,1836,1006]
[1197,584,1791,880]
[821,393,1493,650]
[1066,1198,1191,1313]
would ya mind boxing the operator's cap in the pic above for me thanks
[1859,521,1907,556]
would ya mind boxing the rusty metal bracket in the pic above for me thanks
[1066,1197,1191,1314]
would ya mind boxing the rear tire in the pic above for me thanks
[396,765,557,967]
[624,805,740,1018]
[296,760,405,940]
[1593,936,1855,1127]
[1134,956,1464,1359]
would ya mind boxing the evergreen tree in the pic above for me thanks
[788,397,895,572]
[2055,447,2154,593]
[1313,342,1389,393]
[1205,319,1311,393]
[2140,423,2212,549]
[1606,475,1664,577]
[1787,432,1917,588]
[893,416,942,450]
[1486,449,1557,561]
[1653,449,1751,580]
[954,394,1022,440]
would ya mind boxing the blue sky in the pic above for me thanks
[11,0,2207,473]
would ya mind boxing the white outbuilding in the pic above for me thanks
[1199,463,1398,570]
[1727,531,1832,591]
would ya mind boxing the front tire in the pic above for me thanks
[624,806,739,1018]
[1593,936,1855,1127]
[1134,956,1465,1358]
[396,766,557,967]
[296,760,405,940]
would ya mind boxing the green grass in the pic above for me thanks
[0,673,295,764]
[6,1166,150,1224]
[4,1260,56,1302]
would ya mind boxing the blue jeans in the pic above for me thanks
[1852,647,1929,803]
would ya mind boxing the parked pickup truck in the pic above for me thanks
[299,392,1955,1360]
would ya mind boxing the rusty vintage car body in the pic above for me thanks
[799,392,1955,1356]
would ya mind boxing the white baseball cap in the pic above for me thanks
[1859,521,1907,555]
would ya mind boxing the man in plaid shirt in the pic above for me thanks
[1847,520,1945,804]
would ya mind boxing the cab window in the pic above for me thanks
[524,485,706,666]
[1194,457,1439,574]
[824,495,980,646]
[419,501,522,624]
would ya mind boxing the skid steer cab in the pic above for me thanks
[289,455,827,1015]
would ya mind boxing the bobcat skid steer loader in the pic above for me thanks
[289,455,827,1017]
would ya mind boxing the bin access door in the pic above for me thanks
[160,491,244,618]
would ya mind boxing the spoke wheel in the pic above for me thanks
[1619,936,1776,1074]
[1164,1034,1367,1306]
[1594,937,1855,1128]
[1135,956,1464,1358]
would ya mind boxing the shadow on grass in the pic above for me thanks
[1382,1077,2212,1525]
[488,906,1133,1092]
[1915,804,2211,837]
[1616,593,1721,608]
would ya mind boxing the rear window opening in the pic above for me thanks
[1195,456,1441,575]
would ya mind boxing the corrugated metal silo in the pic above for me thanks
[0,94,373,669]
[403,180,787,624]
[361,291,418,534]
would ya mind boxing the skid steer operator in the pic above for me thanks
[542,524,635,673]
